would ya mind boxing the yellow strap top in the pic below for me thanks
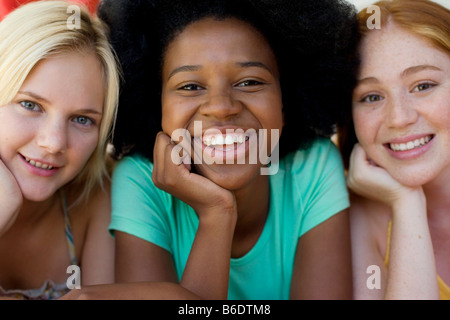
[385,220,450,300]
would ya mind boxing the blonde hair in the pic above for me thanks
[0,0,120,205]
[358,0,450,53]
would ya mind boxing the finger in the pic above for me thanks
[169,128,192,165]
[181,154,191,171]
[347,144,371,190]
[163,139,190,178]
[152,131,172,182]
[348,143,365,172]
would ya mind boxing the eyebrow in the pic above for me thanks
[76,109,103,116]
[401,65,442,78]
[167,65,202,80]
[18,90,102,115]
[357,65,443,85]
[236,61,273,74]
[356,77,379,85]
[167,61,274,80]
[18,90,51,104]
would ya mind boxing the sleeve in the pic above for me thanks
[109,155,174,253]
[297,138,350,237]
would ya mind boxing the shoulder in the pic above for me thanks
[110,154,174,217]
[282,138,346,191]
[277,139,349,236]
[64,178,113,263]
[349,193,391,257]
[111,154,156,192]
[285,138,343,171]
[113,154,153,177]
[69,178,112,226]
[349,193,392,299]
[349,193,391,231]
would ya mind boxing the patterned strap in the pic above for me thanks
[61,189,78,266]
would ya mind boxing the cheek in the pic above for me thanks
[353,109,377,146]
[435,95,450,125]
[267,114,283,144]
[0,111,34,158]
[161,98,196,135]
[70,133,98,169]
[161,98,181,134]
[260,93,283,128]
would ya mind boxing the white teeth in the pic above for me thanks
[203,134,248,147]
[390,135,432,151]
[24,156,54,170]
[225,135,233,145]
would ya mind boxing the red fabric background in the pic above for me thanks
[0,0,99,20]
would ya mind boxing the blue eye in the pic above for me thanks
[74,116,94,126]
[20,100,40,111]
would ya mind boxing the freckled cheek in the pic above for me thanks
[436,97,450,125]
[352,110,381,150]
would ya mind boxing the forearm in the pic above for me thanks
[180,208,237,300]
[291,211,352,299]
[0,160,22,236]
[60,282,202,300]
[386,192,439,299]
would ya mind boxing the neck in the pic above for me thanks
[16,193,60,227]
[230,173,270,258]
[234,174,270,224]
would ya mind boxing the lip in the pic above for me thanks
[20,154,60,177]
[384,134,435,160]
[194,126,256,136]
[385,133,433,145]
[191,127,258,165]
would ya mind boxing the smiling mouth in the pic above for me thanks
[202,133,250,149]
[388,135,434,152]
[23,155,55,170]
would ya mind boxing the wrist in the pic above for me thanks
[196,190,237,216]
[197,204,237,224]
[391,188,426,218]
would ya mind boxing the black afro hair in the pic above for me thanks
[98,0,360,161]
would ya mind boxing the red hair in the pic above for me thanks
[338,0,450,169]
[358,0,449,53]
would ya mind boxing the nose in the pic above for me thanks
[199,87,242,119]
[36,116,67,154]
[385,95,418,129]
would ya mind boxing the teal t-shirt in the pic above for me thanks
[110,138,349,299]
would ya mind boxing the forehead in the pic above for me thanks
[163,17,277,68]
[359,23,449,75]
[20,51,104,109]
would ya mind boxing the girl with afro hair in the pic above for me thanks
[95,0,359,299]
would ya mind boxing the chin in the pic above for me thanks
[195,163,262,191]
[23,193,53,203]
[388,168,438,188]
[20,185,57,203]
